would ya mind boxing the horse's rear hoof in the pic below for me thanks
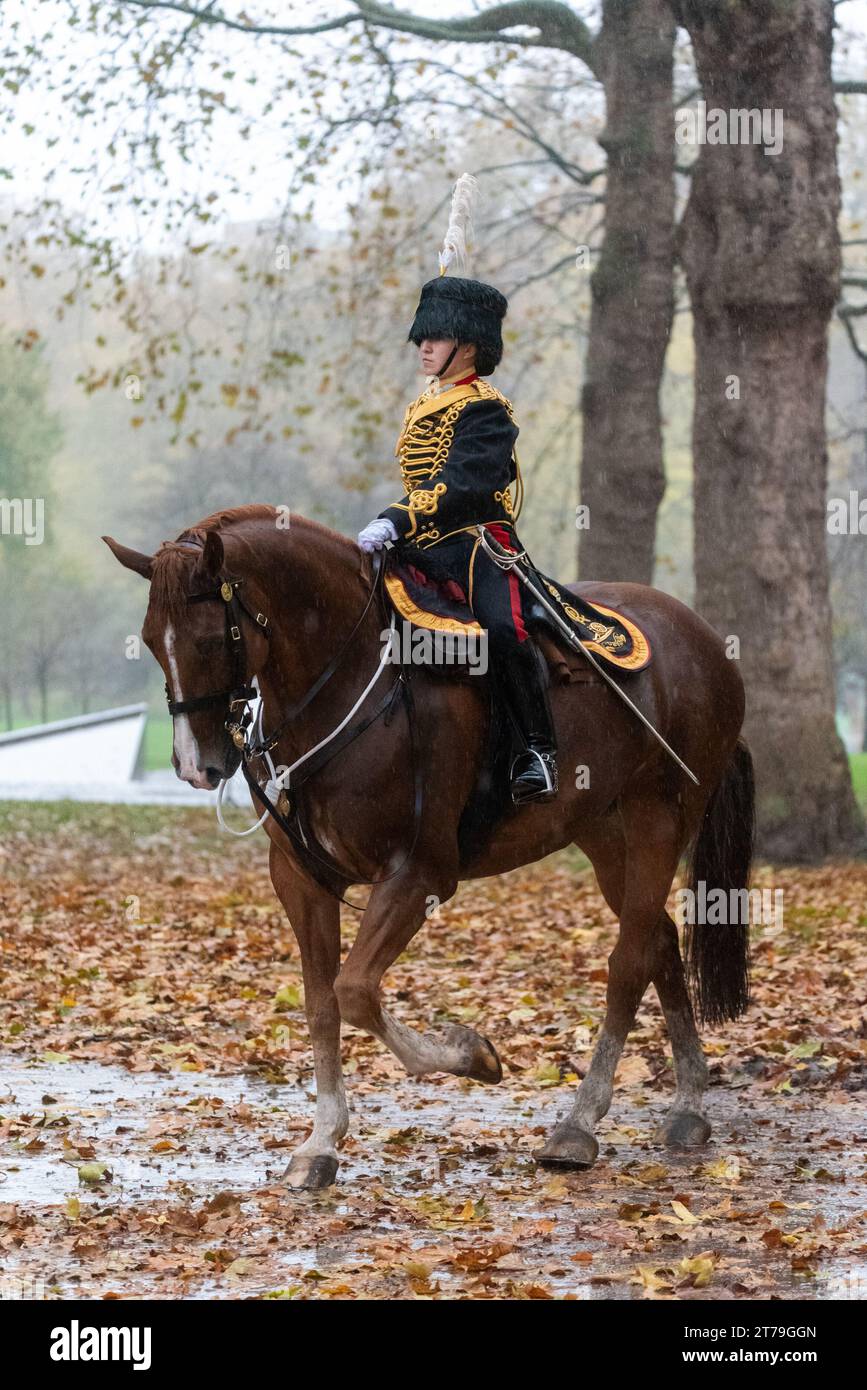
[282,1153,339,1190]
[446,1024,503,1084]
[658,1111,711,1148]
[535,1121,598,1169]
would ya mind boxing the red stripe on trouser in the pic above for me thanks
[484,523,528,643]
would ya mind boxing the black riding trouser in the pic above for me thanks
[396,527,555,749]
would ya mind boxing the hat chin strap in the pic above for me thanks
[434,340,460,380]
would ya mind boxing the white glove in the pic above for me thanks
[357,517,398,553]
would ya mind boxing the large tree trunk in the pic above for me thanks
[578,0,676,584]
[676,0,864,860]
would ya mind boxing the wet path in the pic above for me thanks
[1,1057,864,1300]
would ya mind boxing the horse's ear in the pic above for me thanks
[195,530,224,581]
[102,535,154,580]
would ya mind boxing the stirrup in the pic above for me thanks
[510,747,558,806]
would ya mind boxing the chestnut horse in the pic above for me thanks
[104,505,753,1190]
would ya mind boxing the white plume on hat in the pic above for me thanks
[437,172,480,277]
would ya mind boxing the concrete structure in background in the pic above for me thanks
[0,704,250,807]
[0,704,147,785]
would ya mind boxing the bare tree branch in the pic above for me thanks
[838,303,867,364]
[118,0,599,69]
[117,0,361,38]
[354,0,597,67]
[320,49,604,189]
[508,250,581,292]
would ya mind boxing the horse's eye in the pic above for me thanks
[194,635,224,656]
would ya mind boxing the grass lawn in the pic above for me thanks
[140,713,174,771]
[850,752,867,809]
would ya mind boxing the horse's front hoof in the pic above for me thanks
[657,1110,711,1148]
[535,1120,598,1169]
[446,1024,503,1084]
[282,1152,339,1190]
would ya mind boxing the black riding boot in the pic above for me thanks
[494,641,559,806]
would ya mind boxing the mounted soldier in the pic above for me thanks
[357,175,558,806]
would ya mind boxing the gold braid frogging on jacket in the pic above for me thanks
[386,379,523,544]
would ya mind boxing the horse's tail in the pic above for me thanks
[683,738,755,1026]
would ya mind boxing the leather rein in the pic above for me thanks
[164,544,423,909]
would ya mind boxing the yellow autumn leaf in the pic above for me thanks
[634,1265,675,1291]
[543,1174,569,1200]
[670,1200,700,1224]
[704,1156,741,1182]
[635,1163,669,1182]
[678,1253,716,1287]
[78,1162,112,1185]
[274,983,303,1011]
[533,1060,562,1086]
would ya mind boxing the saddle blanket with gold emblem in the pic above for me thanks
[384,554,651,675]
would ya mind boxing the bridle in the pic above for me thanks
[164,572,270,754]
[162,541,423,907]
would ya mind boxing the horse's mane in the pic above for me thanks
[149,504,357,624]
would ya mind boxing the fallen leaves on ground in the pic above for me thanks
[0,803,865,1300]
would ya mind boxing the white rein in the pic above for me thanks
[215,612,397,837]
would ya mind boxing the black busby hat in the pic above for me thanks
[408,173,508,377]
[407,276,507,376]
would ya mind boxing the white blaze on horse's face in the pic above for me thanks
[164,622,212,789]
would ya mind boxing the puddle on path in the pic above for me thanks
[1,1059,864,1300]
